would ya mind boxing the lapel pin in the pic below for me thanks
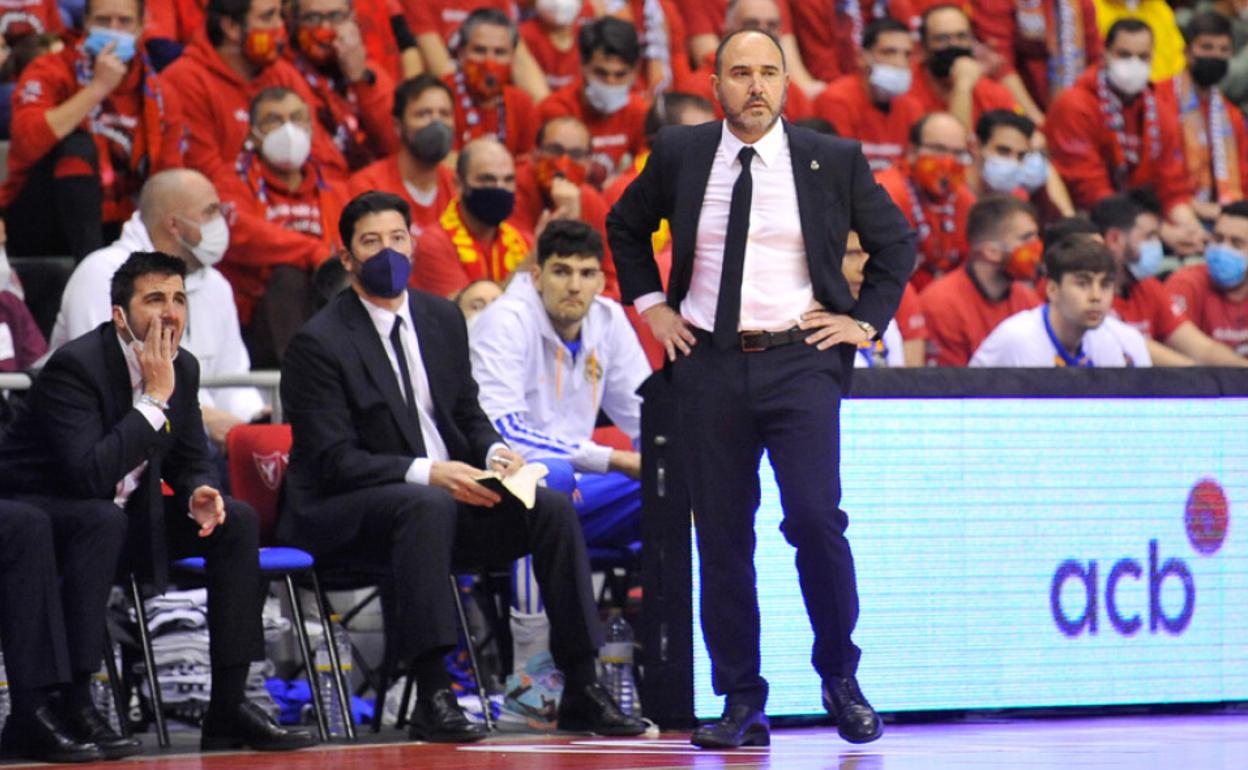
[810,160,820,170]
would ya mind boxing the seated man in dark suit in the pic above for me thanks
[0,499,118,763]
[279,190,645,741]
[0,252,316,754]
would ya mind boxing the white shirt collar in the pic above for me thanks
[359,290,415,341]
[718,117,787,169]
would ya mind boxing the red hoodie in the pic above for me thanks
[161,31,346,186]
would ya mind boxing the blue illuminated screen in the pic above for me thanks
[692,398,1248,717]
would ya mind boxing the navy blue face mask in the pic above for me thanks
[356,247,412,298]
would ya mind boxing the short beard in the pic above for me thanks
[717,85,787,138]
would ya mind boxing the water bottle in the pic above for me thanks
[599,609,638,716]
[0,649,10,733]
[315,615,353,736]
[90,645,123,733]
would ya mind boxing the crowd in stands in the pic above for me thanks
[0,0,1245,377]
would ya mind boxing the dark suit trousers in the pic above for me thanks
[11,496,127,683]
[17,494,265,677]
[0,501,83,691]
[301,483,603,667]
[672,332,862,710]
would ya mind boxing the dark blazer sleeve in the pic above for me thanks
[606,127,675,306]
[436,298,503,465]
[163,354,219,508]
[30,353,166,499]
[281,327,414,496]
[844,144,916,333]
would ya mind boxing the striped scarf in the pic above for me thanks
[1174,71,1242,205]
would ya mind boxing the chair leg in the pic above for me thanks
[310,571,356,741]
[101,623,130,738]
[285,575,329,742]
[128,575,169,749]
[396,673,416,729]
[449,575,493,732]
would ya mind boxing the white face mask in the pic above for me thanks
[178,214,230,267]
[1019,151,1048,192]
[867,62,912,99]
[1107,56,1151,97]
[981,155,1022,193]
[536,0,581,26]
[584,78,632,115]
[260,122,312,171]
[116,309,177,359]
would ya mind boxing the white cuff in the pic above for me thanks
[405,458,433,485]
[632,292,667,315]
[485,442,511,469]
[571,442,614,474]
[135,403,167,432]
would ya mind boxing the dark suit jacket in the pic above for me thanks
[606,120,916,335]
[0,323,216,588]
[279,288,502,553]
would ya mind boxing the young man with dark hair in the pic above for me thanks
[1,0,183,260]
[349,74,457,235]
[971,235,1152,366]
[813,18,924,172]
[1047,19,1206,255]
[444,7,539,157]
[163,0,345,184]
[469,218,649,727]
[538,17,649,187]
[1165,11,1248,219]
[284,0,399,171]
[0,251,317,756]
[1166,200,1248,356]
[920,194,1043,365]
[1092,193,1247,366]
[281,191,646,741]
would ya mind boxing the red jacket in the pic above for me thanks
[1046,66,1192,213]
[814,74,925,172]
[920,265,1041,366]
[444,73,538,157]
[285,50,399,171]
[907,62,1019,126]
[161,32,347,186]
[538,81,649,182]
[877,165,977,290]
[348,156,457,237]
[0,0,65,41]
[2,45,185,223]
[972,0,1100,109]
[144,0,204,43]
[217,154,347,325]
[790,0,918,84]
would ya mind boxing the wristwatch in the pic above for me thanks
[853,318,878,340]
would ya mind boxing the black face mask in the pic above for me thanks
[926,46,973,79]
[403,121,453,164]
[1191,57,1229,89]
[462,185,515,226]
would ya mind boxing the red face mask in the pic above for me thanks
[297,25,337,67]
[1005,237,1044,281]
[535,154,588,194]
[911,154,964,199]
[244,26,286,69]
[463,58,511,101]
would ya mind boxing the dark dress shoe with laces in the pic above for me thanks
[201,700,318,751]
[0,705,104,763]
[61,705,143,760]
[690,703,770,749]
[557,682,646,736]
[407,688,488,743]
[822,676,882,744]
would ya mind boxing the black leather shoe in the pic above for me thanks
[690,703,770,749]
[822,676,882,744]
[0,705,105,763]
[557,682,646,736]
[61,705,143,760]
[201,700,318,752]
[407,688,488,743]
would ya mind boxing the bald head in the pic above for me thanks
[456,137,517,189]
[912,111,969,151]
[138,169,224,262]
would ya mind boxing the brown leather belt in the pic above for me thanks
[738,326,810,352]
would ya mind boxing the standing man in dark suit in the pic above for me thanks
[607,29,916,748]
[0,252,316,755]
[279,191,645,742]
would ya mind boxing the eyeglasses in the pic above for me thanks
[918,143,973,166]
[299,9,351,26]
[540,144,590,162]
[926,31,975,47]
